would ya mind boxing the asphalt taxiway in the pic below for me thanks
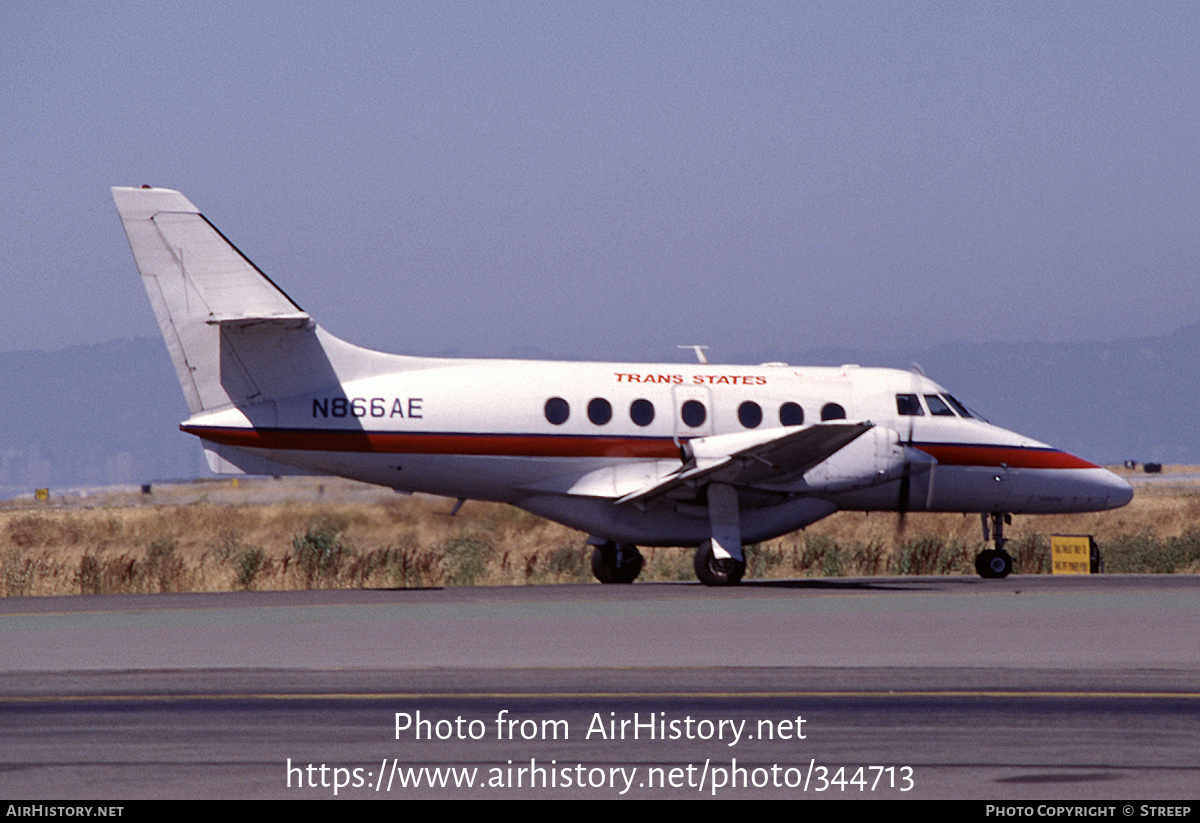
[2,575,1197,799]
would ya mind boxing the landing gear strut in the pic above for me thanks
[693,482,747,586]
[975,512,1014,579]
[591,542,644,584]
[693,540,746,586]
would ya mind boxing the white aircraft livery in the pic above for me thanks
[112,186,1133,585]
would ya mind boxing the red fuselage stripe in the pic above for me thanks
[185,426,1098,469]
[911,443,1098,470]
[183,426,681,459]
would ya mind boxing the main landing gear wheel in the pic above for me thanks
[975,549,1013,579]
[693,540,746,587]
[591,542,644,584]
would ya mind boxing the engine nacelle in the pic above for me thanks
[802,426,933,493]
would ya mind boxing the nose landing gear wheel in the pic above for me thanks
[693,540,746,586]
[976,512,1014,579]
[974,548,1013,579]
[591,542,644,584]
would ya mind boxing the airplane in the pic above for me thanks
[111,186,1134,586]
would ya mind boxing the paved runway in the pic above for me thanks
[2,575,1198,799]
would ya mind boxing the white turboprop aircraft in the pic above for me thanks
[112,186,1133,585]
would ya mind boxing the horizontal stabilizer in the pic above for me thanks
[205,313,313,329]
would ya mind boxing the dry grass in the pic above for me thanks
[1,469,1197,596]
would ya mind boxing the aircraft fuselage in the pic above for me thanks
[183,358,1132,545]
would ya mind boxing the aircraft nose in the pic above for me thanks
[1082,466,1133,510]
[1026,460,1134,513]
[1101,468,1134,509]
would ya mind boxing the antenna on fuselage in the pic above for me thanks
[678,345,709,365]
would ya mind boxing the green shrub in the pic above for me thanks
[145,537,185,592]
[234,548,265,590]
[440,535,494,586]
[1009,534,1051,574]
[892,535,971,576]
[293,519,354,586]
[1102,528,1200,573]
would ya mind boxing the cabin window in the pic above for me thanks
[681,399,707,428]
[544,397,570,425]
[924,394,955,416]
[630,398,655,427]
[821,402,846,421]
[895,394,924,416]
[738,401,763,428]
[779,402,804,426]
[587,397,613,425]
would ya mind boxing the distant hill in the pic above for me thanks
[0,339,205,498]
[2,325,1195,497]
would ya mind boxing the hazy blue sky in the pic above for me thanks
[4,1,1199,362]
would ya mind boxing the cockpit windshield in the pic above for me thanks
[895,392,981,420]
[924,394,955,416]
[942,395,975,419]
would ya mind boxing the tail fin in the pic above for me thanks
[114,186,433,477]
[114,185,431,429]
[113,186,316,414]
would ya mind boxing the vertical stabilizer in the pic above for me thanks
[112,186,314,413]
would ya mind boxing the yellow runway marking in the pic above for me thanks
[3,689,1198,703]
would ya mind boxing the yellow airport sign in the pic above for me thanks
[1051,534,1098,574]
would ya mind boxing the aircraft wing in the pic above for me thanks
[616,422,874,507]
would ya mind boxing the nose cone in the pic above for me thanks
[1009,457,1134,514]
[1047,464,1133,512]
[1095,467,1134,509]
